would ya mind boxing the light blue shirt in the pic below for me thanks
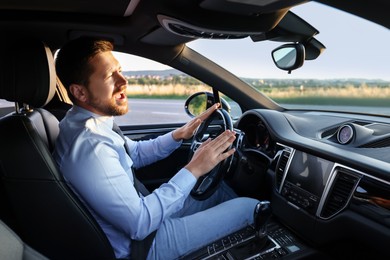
[53,106,197,258]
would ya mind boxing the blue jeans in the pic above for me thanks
[147,182,260,259]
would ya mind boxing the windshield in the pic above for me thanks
[187,2,390,116]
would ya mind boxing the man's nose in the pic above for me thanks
[115,71,127,85]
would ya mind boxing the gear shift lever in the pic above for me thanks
[253,201,271,240]
[224,201,272,258]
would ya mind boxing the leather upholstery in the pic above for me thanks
[0,38,115,259]
[0,38,56,108]
[0,219,49,260]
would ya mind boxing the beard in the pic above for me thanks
[87,94,129,116]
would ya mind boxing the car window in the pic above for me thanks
[112,52,242,126]
[0,99,13,108]
[186,2,390,116]
[1,52,242,125]
[0,99,14,117]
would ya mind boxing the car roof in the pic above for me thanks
[1,0,388,56]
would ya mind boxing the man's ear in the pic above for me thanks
[69,84,88,103]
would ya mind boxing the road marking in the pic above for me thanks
[152,112,183,115]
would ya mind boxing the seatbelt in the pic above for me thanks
[112,123,150,196]
[130,231,157,260]
[112,122,157,259]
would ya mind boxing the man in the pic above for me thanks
[53,37,260,259]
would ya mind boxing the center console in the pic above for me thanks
[181,201,316,260]
[180,146,348,259]
[277,148,335,217]
[180,219,316,260]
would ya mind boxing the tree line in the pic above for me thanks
[127,75,204,86]
[127,74,389,90]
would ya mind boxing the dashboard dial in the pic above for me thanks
[337,124,354,144]
[240,119,276,158]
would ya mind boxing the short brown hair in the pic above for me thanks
[55,37,114,102]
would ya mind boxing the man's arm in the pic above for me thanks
[61,136,196,240]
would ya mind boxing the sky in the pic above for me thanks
[115,2,390,81]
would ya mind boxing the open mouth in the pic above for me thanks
[115,90,127,102]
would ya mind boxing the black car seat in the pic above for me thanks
[0,218,49,260]
[0,38,115,259]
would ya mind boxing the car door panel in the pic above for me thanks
[122,124,190,191]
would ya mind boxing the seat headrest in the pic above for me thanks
[0,38,56,108]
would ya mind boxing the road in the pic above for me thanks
[115,99,191,125]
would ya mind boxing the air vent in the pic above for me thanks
[320,168,361,219]
[321,126,339,138]
[275,148,292,191]
[359,136,390,148]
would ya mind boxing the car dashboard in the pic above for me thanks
[185,108,390,259]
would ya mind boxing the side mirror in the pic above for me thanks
[184,92,231,117]
[272,43,305,73]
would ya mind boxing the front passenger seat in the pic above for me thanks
[0,38,115,259]
[0,219,49,260]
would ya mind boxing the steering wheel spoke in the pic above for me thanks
[190,140,202,153]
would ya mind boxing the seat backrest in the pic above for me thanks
[0,38,115,259]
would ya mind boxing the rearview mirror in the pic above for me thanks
[272,43,305,73]
[184,92,231,117]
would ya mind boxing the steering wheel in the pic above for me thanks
[189,108,234,200]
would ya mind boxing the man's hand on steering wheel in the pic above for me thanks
[183,103,235,200]
[172,103,220,141]
[184,130,236,178]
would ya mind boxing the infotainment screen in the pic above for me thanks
[285,151,334,197]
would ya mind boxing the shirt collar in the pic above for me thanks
[71,105,115,129]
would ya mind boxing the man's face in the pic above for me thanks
[82,51,129,116]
